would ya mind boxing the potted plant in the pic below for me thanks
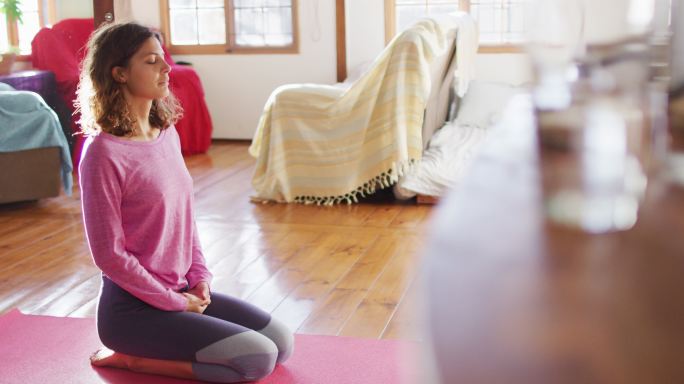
[0,0,23,75]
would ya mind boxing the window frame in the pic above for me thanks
[159,0,300,55]
[384,0,524,53]
[3,0,55,61]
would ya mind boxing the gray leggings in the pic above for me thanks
[97,276,294,383]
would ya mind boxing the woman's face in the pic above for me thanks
[114,37,171,100]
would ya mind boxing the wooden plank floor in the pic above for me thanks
[0,141,434,341]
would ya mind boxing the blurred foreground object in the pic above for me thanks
[528,0,669,233]
[422,96,684,384]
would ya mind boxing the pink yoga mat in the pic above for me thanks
[0,309,414,383]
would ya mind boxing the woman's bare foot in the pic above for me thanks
[90,348,133,369]
[89,348,195,379]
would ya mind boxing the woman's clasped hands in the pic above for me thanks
[183,281,211,314]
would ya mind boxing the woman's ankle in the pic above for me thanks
[125,355,145,372]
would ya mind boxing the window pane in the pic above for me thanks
[265,6,291,34]
[234,0,292,9]
[18,11,41,54]
[395,1,460,33]
[262,34,292,46]
[234,3,293,47]
[470,0,526,44]
[170,9,198,45]
[508,4,525,42]
[397,5,428,32]
[427,4,459,16]
[19,0,39,13]
[197,0,224,7]
[264,6,292,45]
[472,3,496,35]
[169,0,196,9]
[198,8,225,44]
[235,7,264,46]
[264,0,292,6]
[396,0,527,44]
[234,0,261,7]
[168,0,294,49]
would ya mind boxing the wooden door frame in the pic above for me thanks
[93,0,114,27]
[336,0,346,82]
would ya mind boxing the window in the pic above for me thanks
[159,0,299,55]
[386,0,527,52]
[1,0,53,56]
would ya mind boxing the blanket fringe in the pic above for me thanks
[293,159,418,206]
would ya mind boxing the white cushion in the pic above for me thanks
[0,82,15,92]
[454,80,523,127]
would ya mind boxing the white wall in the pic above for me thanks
[345,0,385,74]
[115,0,159,29]
[121,0,337,139]
[55,0,93,21]
[472,54,532,85]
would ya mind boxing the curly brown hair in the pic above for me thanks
[75,22,182,137]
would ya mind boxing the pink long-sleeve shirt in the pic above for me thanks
[79,126,212,311]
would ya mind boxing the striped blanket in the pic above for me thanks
[249,19,451,204]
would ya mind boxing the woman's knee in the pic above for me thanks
[257,317,294,364]
[195,330,278,380]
